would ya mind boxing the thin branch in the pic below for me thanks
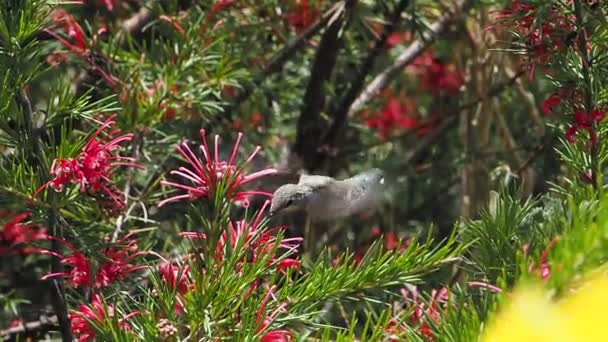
[17,90,72,341]
[348,0,474,116]
[293,0,357,170]
[0,315,58,341]
[322,0,411,149]
[225,2,345,114]
[47,207,72,342]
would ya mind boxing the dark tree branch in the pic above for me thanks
[293,0,357,171]
[322,0,411,152]
[348,0,474,117]
[225,2,345,115]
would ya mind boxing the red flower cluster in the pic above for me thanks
[360,93,429,141]
[231,112,265,131]
[565,108,606,146]
[35,114,141,211]
[0,212,47,255]
[159,130,278,207]
[387,285,449,341]
[284,0,321,32]
[158,261,191,313]
[360,49,460,140]
[70,293,139,342]
[41,232,146,289]
[408,52,464,96]
[487,1,575,79]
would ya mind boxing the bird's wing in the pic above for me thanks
[298,174,335,190]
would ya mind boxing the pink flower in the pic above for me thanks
[36,114,141,210]
[94,232,147,288]
[160,262,190,294]
[70,293,139,342]
[527,236,559,282]
[159,130,277,207]
[0,212,47,255]
[261,330,294,342]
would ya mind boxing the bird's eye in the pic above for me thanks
[285,199,294,207]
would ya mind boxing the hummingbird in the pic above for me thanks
[269,168,386,222]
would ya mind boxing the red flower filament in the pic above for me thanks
[159,130,278,207]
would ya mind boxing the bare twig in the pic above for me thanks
[349,0,474,116]
[112,134,143,242]
[293,0,357,170]
[225,2,345,114]
[322,0,411,149]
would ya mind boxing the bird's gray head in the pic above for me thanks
[269,183,312,217]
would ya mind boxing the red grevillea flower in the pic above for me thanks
[41,233,145,289]
[70,293,139,342]
[199,0,235,38]
[41,237,93,288]
[179,201,302,273]
[525,236,560,282]
[94,232,147,288]
[487,1,575,79]
[35,114,141,210]
[409,52,463,96]
[44,9,119,88]
[361,95,422,140]
[159,130,278,207]
[255,285,290,338]
[542,95,561,116]
[0,212,47,255]
[261,330,294,342]
[565,108,606,146]
[285,0,320,32]
[158,262,191,313]
[395,285,449,340]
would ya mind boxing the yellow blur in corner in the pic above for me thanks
[482,276,608,342]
